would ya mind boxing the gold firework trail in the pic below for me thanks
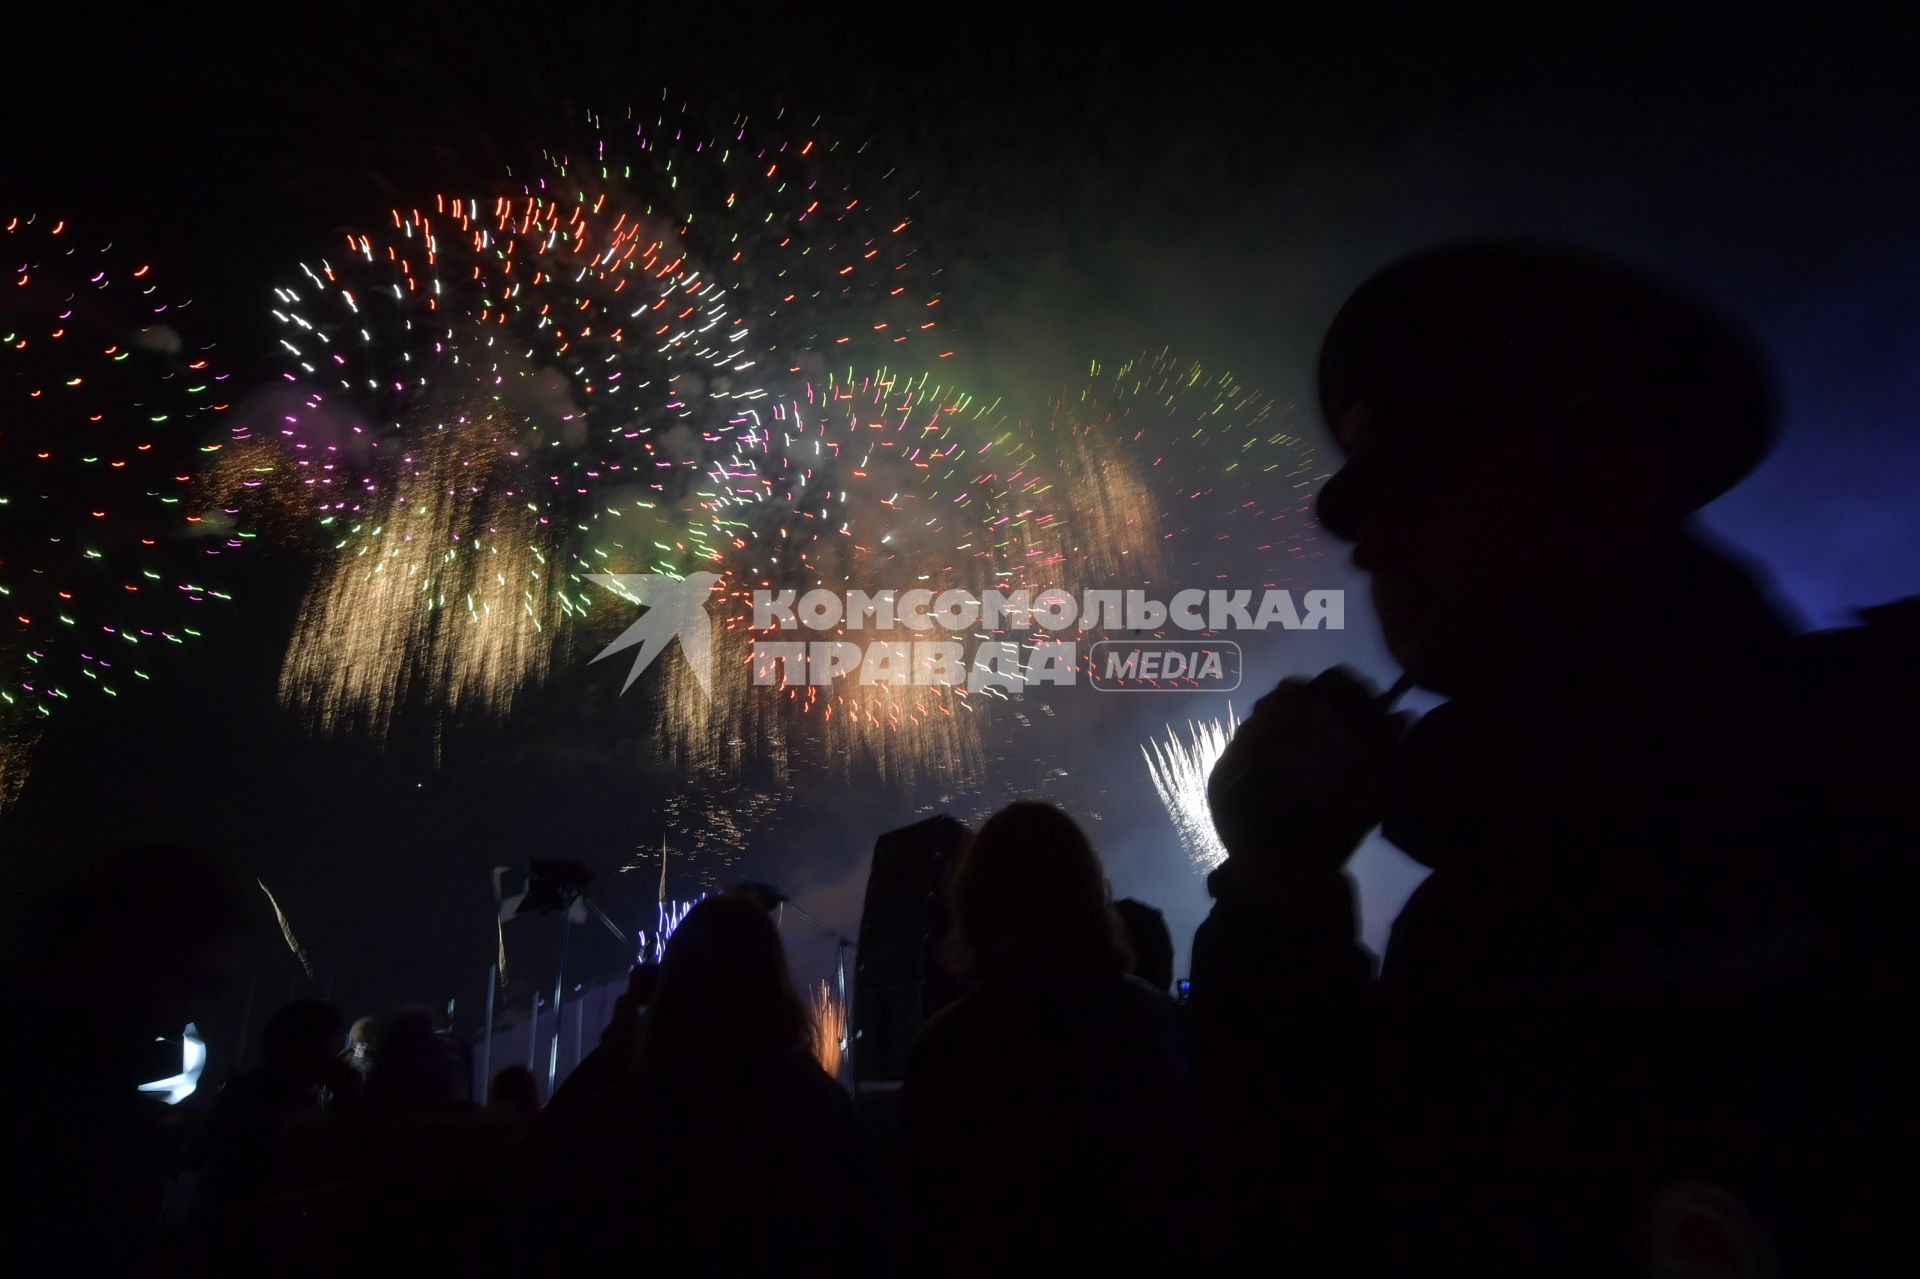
[279,400,569,740]
[257,878,315,979]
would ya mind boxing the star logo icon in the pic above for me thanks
[588,572,721,698]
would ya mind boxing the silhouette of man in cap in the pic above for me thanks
[1193,242,1916,1277]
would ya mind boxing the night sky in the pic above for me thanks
[5,4,1919,1044]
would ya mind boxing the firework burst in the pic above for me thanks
[811,979,848,1081]
[1143,706,1240,871]
[276,398,571,740]
[641,364,1068,787]
[210,96,1329,877]
[246,102,947,743]
[1042,350,1323,593]
[2,213,247,804]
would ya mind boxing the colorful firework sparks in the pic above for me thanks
[248,102,946,740]
[2,213,246,793]
[811,980,847,1081]
[639,897,698,964]
[1043,350,1324,592]
[640,364,1064,788]
[257,101,942,524]
[260,184,744,738]
[261,189,750,526]
[1143,706,1240,871]
[225,94,1324,850]
[555,102,946,370]
[629,350,1324,791]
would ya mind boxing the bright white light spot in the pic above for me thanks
[137,1023,205,1105]
[1143,708,1240,872]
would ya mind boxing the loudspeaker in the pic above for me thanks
[851,814,970,1085]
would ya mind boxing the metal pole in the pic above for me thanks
[547,912,571,1097]
[836,939,851,1055]
[585,897,637,955]
[480,964,496,1102]
[570,984,585,1072]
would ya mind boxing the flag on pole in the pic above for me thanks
[493,862,593,923]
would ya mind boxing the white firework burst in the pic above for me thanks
[1142,707,1239,871]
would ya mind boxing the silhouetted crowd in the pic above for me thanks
[7,243,1918,1276]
